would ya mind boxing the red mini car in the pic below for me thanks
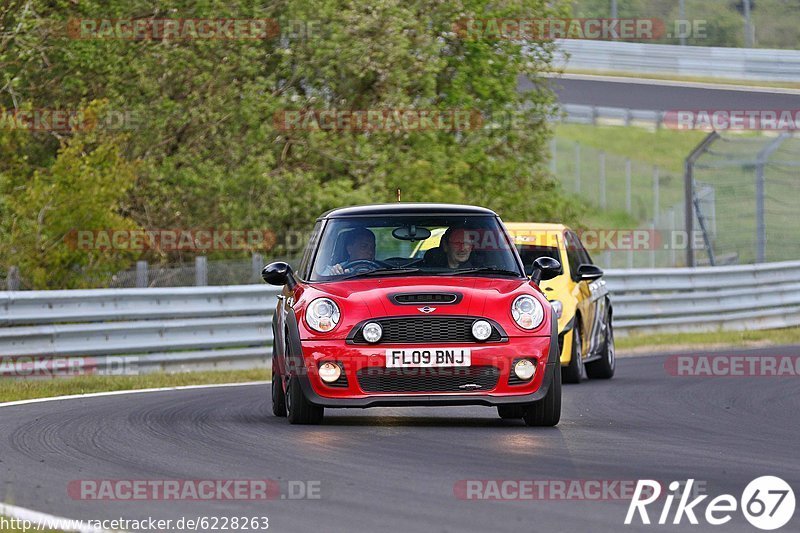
[262,204,563,426]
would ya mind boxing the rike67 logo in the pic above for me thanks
[626,477,795,530]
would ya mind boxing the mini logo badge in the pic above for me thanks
[418,306,437,314]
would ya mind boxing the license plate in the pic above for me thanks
[385,348,471,368]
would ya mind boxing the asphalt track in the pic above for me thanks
[2,346,799,533]
[519,75,800,111]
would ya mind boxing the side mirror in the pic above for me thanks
[577,264,603,281]
[262,261,297,289]
[531,257,562,284]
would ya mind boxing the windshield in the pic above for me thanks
[309,215,523,281]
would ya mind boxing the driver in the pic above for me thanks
[326,227,376,275]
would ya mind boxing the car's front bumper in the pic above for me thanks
[295,321,559,408]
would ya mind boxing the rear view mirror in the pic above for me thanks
[531,257,562,284]
[262,261,297,289]
[577,264,603,281]
[392,225,432,241]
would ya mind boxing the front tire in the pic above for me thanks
[585,315,615,380]
[522,363,561,427]
[286,376,324,425]
[561,326,583,384]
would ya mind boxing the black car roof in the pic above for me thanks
[319,203,498,219]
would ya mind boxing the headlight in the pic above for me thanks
[550,300,563,319]
[511,295,545,330]
[362,322,383,343]
[471,320,493,341]
[306,298,340,332]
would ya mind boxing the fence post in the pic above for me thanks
[136,260,148,288]
[625,159,632,213]
[754,133,790,263]
[685,132,720,267]
[7,266,20,291]
[652,166,660,225]
[574,142,581,194]
[650,222,656,268]
[195,256,208,286]
[668,207,677,267]
[599,151,606,210]
[252,253,263,283]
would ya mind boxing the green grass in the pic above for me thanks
[551,123,797,266]
[0,369,269,404]
[555,123,708,173]
[617,327,800,353]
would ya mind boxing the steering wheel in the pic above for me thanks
[340,259,381,274]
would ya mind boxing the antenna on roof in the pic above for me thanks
[396,188,401,202]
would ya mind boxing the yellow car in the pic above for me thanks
[504,223,615,383]
[410,222,614,383]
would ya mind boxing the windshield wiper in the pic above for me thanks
[340,267,421,280]
[441,267,523,277]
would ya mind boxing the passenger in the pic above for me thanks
[424,227,476,269]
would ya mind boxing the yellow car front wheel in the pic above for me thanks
[561,325,584,384]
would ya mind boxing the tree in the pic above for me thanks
[1,0,578,288]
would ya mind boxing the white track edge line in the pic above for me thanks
[0,381,270,409]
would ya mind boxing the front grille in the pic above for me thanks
[356,366,499,393]
[349,317,504,344]
[390,292,460,305]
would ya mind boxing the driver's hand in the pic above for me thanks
[330,263,345,275]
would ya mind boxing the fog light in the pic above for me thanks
[513,359,536,381]
[362,322,383,343]
[472,320,493,341]
[319,362,342,383]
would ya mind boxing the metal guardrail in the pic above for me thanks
[605,260,800,335]
[0,286,280,373]
[1,261,798,374]
[561,103,664,128]
[558,39,800,82]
